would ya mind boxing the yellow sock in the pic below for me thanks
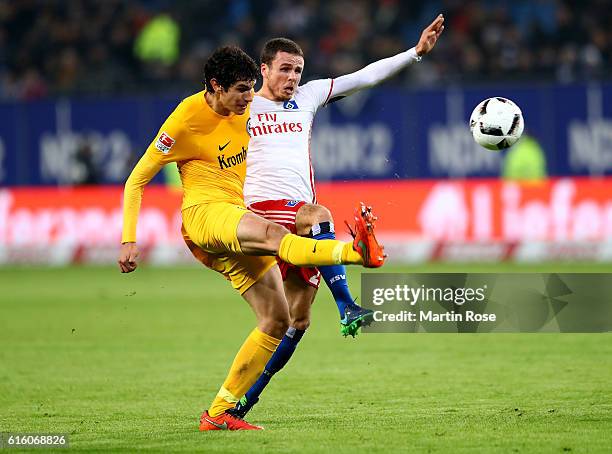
[278,234,363,266]
[208,328,281,417]
[341,242,363,264]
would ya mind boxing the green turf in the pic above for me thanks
[1,264,611,452]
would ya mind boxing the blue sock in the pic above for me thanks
[312,222,357,318]
[243,327,305,406]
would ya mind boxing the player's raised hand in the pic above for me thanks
[118,242,139,273]
[415,14,445,57]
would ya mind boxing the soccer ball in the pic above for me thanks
[469,97,524,150]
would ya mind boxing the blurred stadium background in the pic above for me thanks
[1,0,612,266]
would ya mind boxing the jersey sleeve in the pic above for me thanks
[121,115,190,243]
[328,47,420,101]
[143,114,194,165]
[298,78,334,109]
[121,155,163,243]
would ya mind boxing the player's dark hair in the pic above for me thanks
[203,46,258,92]
[261,38,304,66]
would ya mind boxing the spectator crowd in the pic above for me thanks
[1,0,610,100]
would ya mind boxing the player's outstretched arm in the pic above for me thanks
[118,155,163,273]
[327,14,444,101]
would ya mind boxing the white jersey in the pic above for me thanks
[243,47,420,206]
[243,79,333,206]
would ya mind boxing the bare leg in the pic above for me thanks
[241,265,290,339]
[295,204,364,327]
[236,212,289,255]
[231,272,316,417]
[284,272,317,331]
[295,203,333,236]
[207,265,289,416]
[236,211,363,266]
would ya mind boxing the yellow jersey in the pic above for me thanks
[122,91,250,243]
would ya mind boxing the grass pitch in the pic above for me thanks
[1,264,611,452]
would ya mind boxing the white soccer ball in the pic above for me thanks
[469,97,524,150]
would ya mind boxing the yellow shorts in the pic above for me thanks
[182,202,277,294]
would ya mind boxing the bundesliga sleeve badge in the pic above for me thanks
[155,132,175,154]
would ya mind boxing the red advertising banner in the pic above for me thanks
[1,178,611,263]
[317,178,612,242]
[0,186,183,246]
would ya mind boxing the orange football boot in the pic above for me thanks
[346,202,386,268]
[199,411,263,431]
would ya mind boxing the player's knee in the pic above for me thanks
[291,316,310,331]
[264,222,291,253]
[315,204,333,222]
[268,316,290,339]
[260,311,290,339]
[296,204,333,236]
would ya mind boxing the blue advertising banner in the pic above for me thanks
[1,82,611,185]
[0,103,19,186]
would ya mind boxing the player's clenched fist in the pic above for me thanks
[118,242,139,273]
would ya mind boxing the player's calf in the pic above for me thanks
[238,204,382,269]
[237,212,293,255]
[302,206,380,333]
[230,326,306,418]
[243,267,291,339]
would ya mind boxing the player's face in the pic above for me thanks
[262,51,304,101]
[221,80,256,115]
